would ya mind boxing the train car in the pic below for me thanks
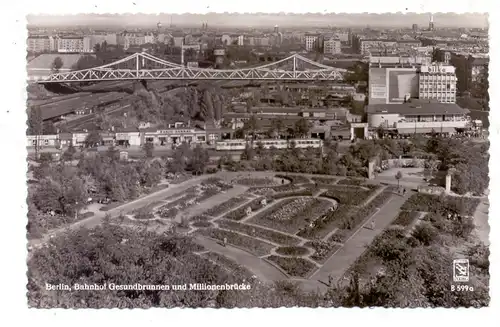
[215,138,323,151]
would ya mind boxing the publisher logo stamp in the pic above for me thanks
[453,259,469,282]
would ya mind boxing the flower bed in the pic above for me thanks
[162,186,198,202]
[391,211,420,228]
[204,196,249,217]
[275,246,309,256]
[196,228,275,257]
[328,191,394,243]
[311,177,339,184]
[305,240,342,263]
[224,197,274,221]
[250,198,333,234]
[271,189,315,199]
[297,205,352,239]
[156,193,198,219]
[320,185,378,206]
[266,255,317,278]
[337,178,366,186]
[248,184,302,195]
[202,252,254,279]
[217,219,301,245]
[401,193,480,216]
[275,174,310,184]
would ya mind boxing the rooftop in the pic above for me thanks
[366,102,469,115]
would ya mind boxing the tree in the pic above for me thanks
[62,143,76,162]
[143,142,154,158]
[395,170,403,187]
[242,115,260,141]
[27,106,43,135]
[190,145,209,175]
[269,117,285,139]
[51,57,63,72]
[84,130,102,148]
[294,118,311,138]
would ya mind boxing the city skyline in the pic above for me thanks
[27,12,489,28]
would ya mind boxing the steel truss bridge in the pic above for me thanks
[39,52,347,83]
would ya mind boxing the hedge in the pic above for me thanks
[217,219,301,246]
[320,185,379,206]
[297,205,353,239]
[310,177,339,184]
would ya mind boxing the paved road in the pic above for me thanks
[311,191,411,283]
[194,236,288,282]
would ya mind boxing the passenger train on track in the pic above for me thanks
[215,138,323,151]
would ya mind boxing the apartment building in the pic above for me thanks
[419,64,457,103]
[323,38,341,55]
[57,36,84,53]
[27,36,53,53]
[304,34,320,52]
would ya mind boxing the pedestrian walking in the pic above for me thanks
[370,219,375,230]
[223,237,227,247]
[281,178,285,185]
[328,275,333,286]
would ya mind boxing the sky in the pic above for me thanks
[26,13,488,29]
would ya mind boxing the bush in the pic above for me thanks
[275,246,310,256]
[337,178,366,186]
[391,211,419,228]
[401,193,480,216]
[266,255,317,278]
[217,219,301,245]
[411,222,439,246]
[310,177,339,184]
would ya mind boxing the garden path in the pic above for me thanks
[310,191,412,284]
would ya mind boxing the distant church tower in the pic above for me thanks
[428,13,435,31]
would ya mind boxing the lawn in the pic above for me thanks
[249,198,333,234]
[266,255,317,278]
[235,177,276,186]
[217,219,302,245]
[196,228,275,257]
[204,196,249,217]
[224,197,275,221]
[132,201,162,219]
[401,193,480,216]
[320,185,379,206]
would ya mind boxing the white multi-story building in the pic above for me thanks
[304,34,320,52]
[27,36,52,53]
[237,35,244,46]
[323,38,341,55]
[57,37,84,53]
[419,64,457,103]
